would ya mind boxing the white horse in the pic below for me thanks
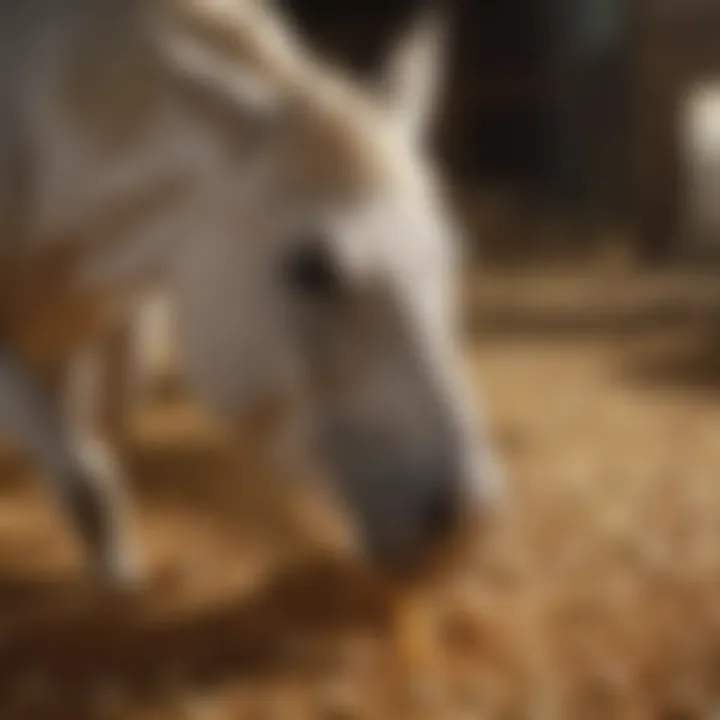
[0,0,501,586]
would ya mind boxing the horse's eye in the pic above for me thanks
[283,239,342,299]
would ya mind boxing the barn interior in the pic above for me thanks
[286,0,720,264]
[2,2,720,719]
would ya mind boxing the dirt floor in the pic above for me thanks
[1,265,720,719]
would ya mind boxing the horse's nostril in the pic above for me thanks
[422,482,458,542]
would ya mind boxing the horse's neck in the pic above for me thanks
[0,11,232,357]
[25,3,209,247]
[0,99,215,363]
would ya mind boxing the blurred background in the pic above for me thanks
[283,0,720,266]
[3,1,720,718]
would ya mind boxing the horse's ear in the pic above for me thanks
[154,21,284,124]
[376,7,448,143]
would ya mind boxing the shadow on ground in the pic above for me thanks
[622,327,720,394]
[467,268,720,338]
[468,269,720,393]
[469,303,720,341]
[0,557,389,719]
[0,415,389,719]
